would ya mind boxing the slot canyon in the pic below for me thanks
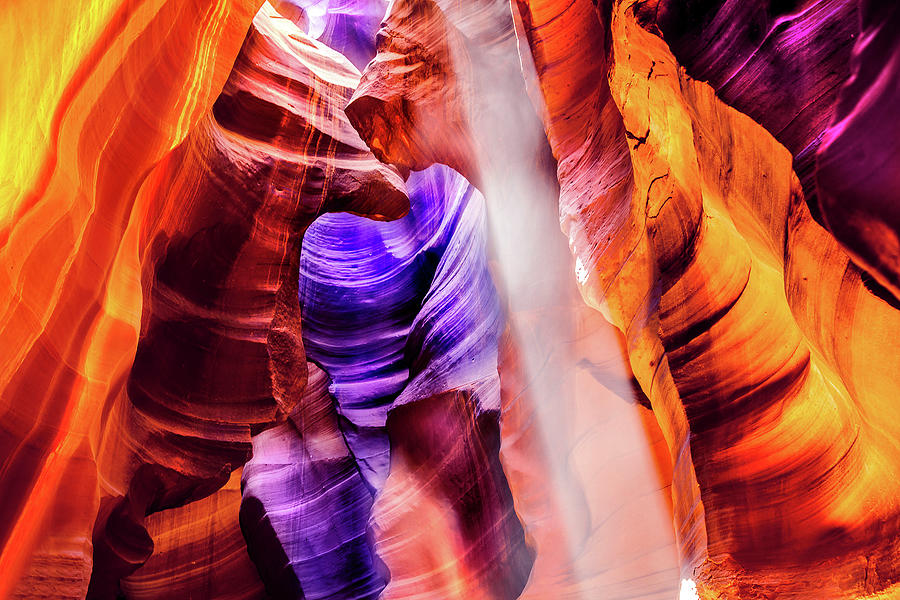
[1,0,898,598]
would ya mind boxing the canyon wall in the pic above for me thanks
[1,0,897,598]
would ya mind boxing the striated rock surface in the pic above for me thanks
[510,0,900,596]
[121,469,267,600]
[299,165,474,493]
[88,4,407,596]
[815,0,900,301]
[3,0,899,596]
[607,7,900,592]
[299,160,538,599]
[241,364,384,599]
[0,0,259,596]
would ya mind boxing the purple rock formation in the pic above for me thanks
[241,365,385,599]
[643,0,857,221]
[242,162,531,598]
[816,0,900,299]
[298,165,481,491]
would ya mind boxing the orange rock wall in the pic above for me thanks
[511,0,900,596]
[0,1,258,595]
[3,0,899,598]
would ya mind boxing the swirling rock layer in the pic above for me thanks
[510,0,900,596]
[348,0,900,597]
[89,4,406,596]
[0,0,258,595]
[121,469,266,600]
[298,166,475,491]
[2,0,898,597]
[299,160,538,598]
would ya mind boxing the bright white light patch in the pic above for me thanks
[574,256,589,285]
[679,578,699,600]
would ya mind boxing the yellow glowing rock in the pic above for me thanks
[0,1,258,595]
[512,0,900,596]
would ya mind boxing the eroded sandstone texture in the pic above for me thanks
[1,0,898,598]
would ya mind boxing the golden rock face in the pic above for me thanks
[1,3,407,597]
[349,0,900,597]
[604,5,900,596]
[2,0,899,598]
[0,0,259,596]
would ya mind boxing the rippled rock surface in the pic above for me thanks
[516,0,900,597]
[349,0,900,597]
[1,0,898,598]
[88,5,406,595]
[0,0,260,595]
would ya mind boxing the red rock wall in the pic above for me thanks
[347,0,900,596]
[3,0,899,597]
[0,0,259,595]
